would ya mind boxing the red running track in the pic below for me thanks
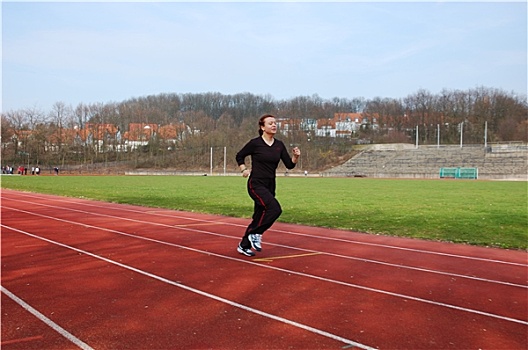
[1,189,527,349]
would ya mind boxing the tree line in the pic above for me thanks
[1,86,526,173]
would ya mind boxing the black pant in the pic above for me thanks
[240,177,282,248]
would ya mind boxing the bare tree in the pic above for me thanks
[2,88,525,172]
[1,114,15,166]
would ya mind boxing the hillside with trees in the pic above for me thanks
[1,87,526,173]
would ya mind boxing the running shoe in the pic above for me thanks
[248,233,262,251]
[237,245,255,257]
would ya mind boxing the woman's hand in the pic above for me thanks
[292,147,301,163]
[240,164,250,178]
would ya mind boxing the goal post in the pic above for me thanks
[440,167,478,179]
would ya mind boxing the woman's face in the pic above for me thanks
[261,117,277,136]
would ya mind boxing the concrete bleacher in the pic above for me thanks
[323,143,528,180]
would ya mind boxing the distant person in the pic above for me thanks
[235,114,301,257]
[35,166,40,175]
[54,167,59,175]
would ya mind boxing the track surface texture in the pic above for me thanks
[1,189,527,349]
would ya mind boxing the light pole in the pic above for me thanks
[459,122,464,148]
[484,121,488,149]
[437,124,440,148]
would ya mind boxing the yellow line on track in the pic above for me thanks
[254,252,322,262]
[173,222,222,227]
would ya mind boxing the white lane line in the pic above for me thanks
[2,220,527,326]
[265,242,528,289]
[1,225,376,350]
[3,204,526,289]
[4,191,526,267]
[0,286,94,350]
[270,227,528,267]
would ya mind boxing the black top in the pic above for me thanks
[236,137,296,179]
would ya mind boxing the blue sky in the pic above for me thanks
[2,1,527,112]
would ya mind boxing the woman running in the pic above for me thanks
[235,114,301,256]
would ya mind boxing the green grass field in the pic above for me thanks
[1,175,527,250]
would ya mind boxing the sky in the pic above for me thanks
[2,1,527,113]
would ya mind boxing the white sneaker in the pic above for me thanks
[248,234,262,251]
[237,245,255,257]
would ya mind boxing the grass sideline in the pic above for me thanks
[1,175,527,250]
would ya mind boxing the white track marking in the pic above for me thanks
[3,204,526,289]
[0,286,94,350]
[4,191,526,267]
[2,221,527,326]
[1,226,376,350]
[267,242,528,288]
